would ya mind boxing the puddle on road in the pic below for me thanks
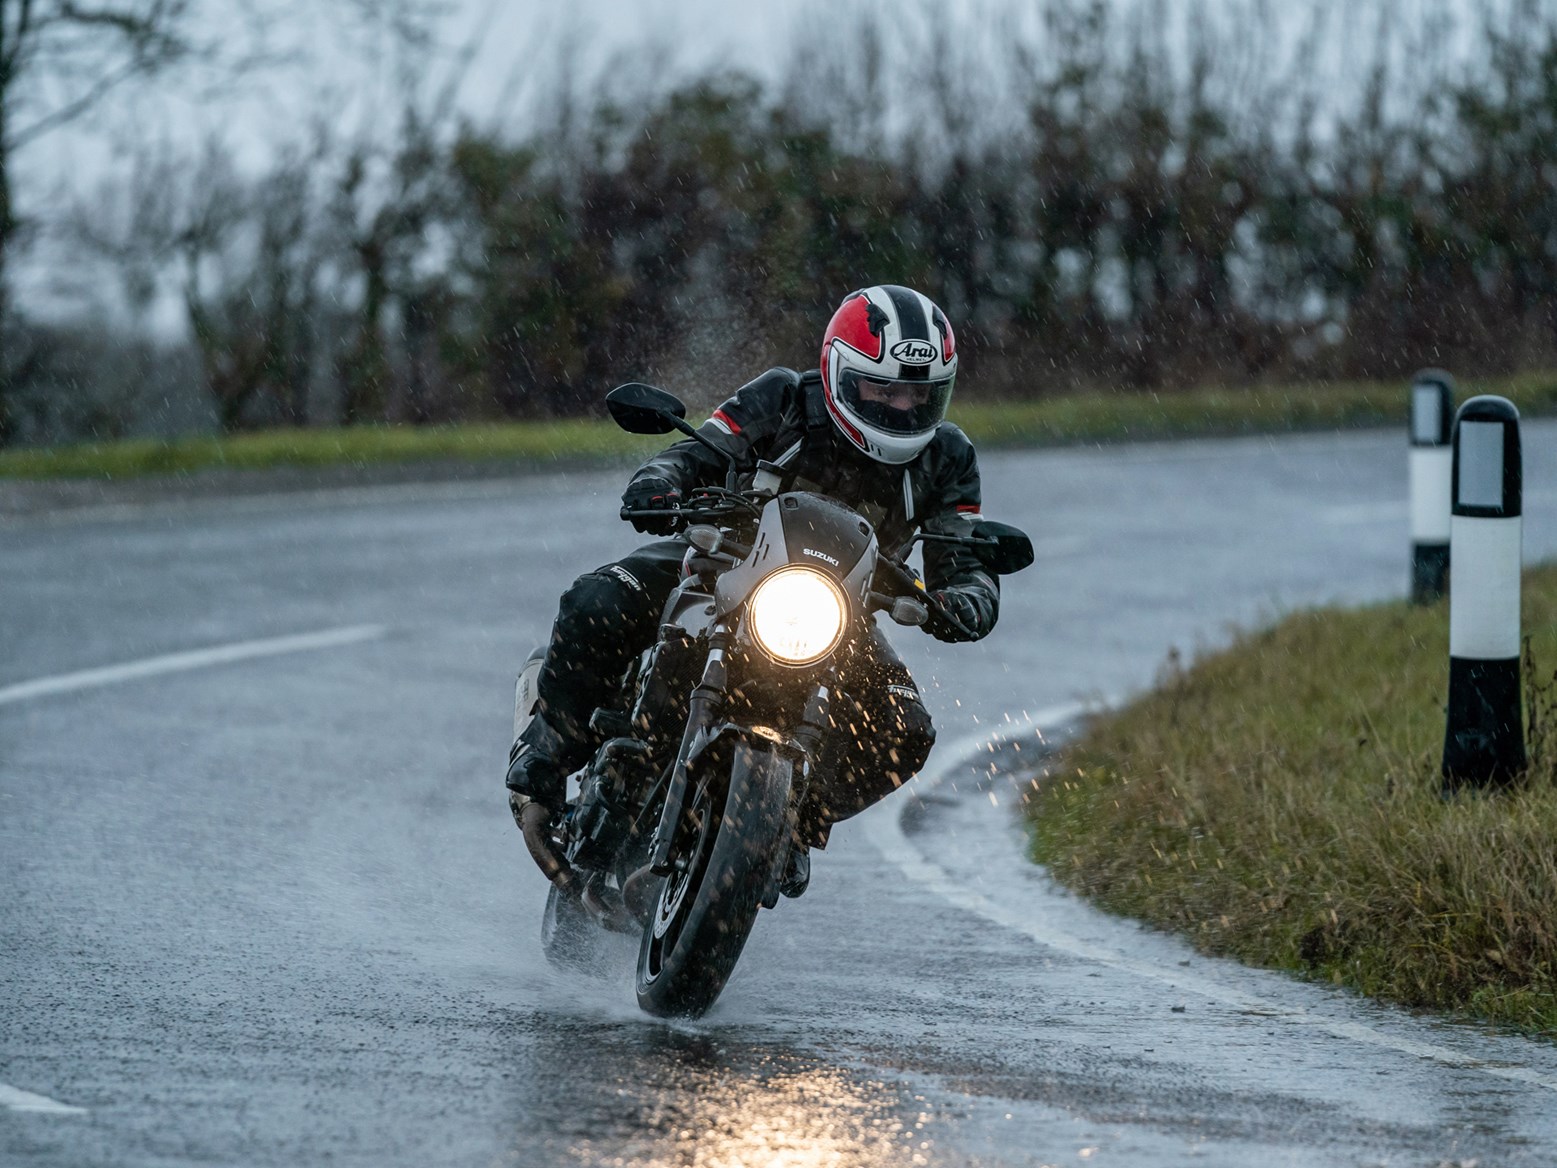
[491,1015,952,1167]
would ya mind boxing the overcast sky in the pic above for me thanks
[21,0,1510,201]
[22,0,811,186]
[448,0,805,107]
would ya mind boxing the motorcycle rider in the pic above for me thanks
[507,284,1000,892]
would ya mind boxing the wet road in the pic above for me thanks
[4,422,1557,1167]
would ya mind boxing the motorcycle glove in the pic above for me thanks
[621,476,683,534]
[926,587,987,644]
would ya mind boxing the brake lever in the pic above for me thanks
[914,531,988,545]
[930,598,978,638]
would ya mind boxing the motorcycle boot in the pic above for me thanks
[778,840,811,899]
[779,818,829,899]
[505,713,578,811]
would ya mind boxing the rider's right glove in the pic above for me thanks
[621,475,683,534]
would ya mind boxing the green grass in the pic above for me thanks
[6,371,1555,480]
[0,418,667,480]
[956,371,1557,449]
[1026,564,1557,1034]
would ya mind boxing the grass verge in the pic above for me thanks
[5,371,1555,480]
[0,419,667,481]
[961,370,1557,450]
[1026,563,1557,1034]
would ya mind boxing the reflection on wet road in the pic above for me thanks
[502,1020,927,1167]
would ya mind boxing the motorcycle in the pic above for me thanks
[514,382,1034,1017]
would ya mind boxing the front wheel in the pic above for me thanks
[635,741,794,1018]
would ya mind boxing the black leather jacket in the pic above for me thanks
[629,367,999,639]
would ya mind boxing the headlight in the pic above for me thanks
[747,567,847,666]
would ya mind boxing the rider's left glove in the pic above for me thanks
[926,587,986,643]
[621,476,683,534]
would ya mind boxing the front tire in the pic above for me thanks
[635,741,794,1018]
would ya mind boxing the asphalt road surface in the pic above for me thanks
[4,422,1557,1167]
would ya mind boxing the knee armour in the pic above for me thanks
[895,705,937,782]
[554,565,660,647]
[538,567,662,734]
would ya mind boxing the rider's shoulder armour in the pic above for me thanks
[711,367,807,439]
[905,422,980,520]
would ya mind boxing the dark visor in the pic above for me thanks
[838,370,955,436]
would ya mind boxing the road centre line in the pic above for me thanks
[0,625,386,707]
[866,705,1557,1094]
[0,1082,87,1115]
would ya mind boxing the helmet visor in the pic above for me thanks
[837,369,954,436]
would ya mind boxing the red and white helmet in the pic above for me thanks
[820,285,958,465]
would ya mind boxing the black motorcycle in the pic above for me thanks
[515,383,1033,1017]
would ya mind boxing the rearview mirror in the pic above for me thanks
[605,383,688,435]
[971,520,1034,575]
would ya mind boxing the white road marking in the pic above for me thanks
[0,625,386,707]
[0,1083,87,1115]
[867,702,1557,1094]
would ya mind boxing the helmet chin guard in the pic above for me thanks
[820,285,958,465]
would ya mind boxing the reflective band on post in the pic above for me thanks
[1408,369,1454,604]
[1410,370,1455,447]
[1442,395,1525,793]
[1409,448,1453,543]
[1448,517,1522,659]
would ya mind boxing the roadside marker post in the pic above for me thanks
[1442,395,1525,793]
[1409,369,1455,604]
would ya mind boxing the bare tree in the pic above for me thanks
[327,32,476,427]
[70,133,332,432]
[1,0,443,443]
[0,0,193,443]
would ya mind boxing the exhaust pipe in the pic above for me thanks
[513,797,575,890]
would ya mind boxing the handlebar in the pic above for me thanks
[619,504,754,532]
[620,486,766,527]
[620,494,979,638]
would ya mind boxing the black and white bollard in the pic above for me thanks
[1442,395,1525,793]
[1409,369,1454,603]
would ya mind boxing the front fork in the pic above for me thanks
[646,625,834,877]
[648,626,732,875]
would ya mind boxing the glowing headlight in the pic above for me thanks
[747,567,847,666]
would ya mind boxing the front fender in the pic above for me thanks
[685,721,803,774]
[685,724,800,909]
